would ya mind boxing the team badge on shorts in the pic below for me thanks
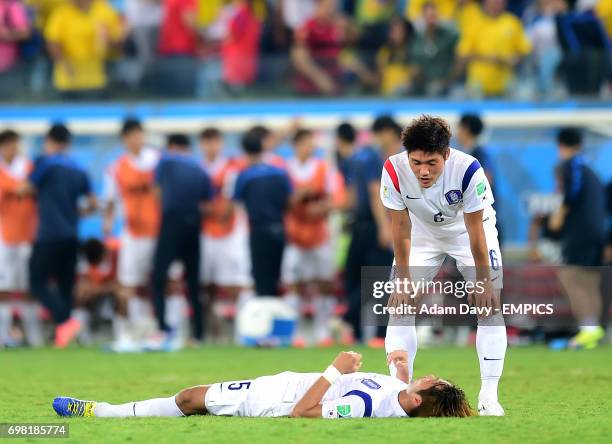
[445,189,463,205]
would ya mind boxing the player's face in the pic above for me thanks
[295,135,315,159]
[407,150,448,188]
[0,139,18,160]
[122,129,144,153]
[201,137,223,159]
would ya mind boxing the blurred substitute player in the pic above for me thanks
[26,124,97,348]
[282,129,343,346]
[380,116,506,416]
[549,128,606,349]
[232,127,292,297]
[53,351,475,419]
[0,130,42,347]
[198,128,253,320]
[152,134,212,346]
[102,118,160,349]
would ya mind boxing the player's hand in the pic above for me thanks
[332,351,362,374]
[387,350,410,383]
[473,279,495,313]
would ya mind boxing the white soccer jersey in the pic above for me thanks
[204,371,409,419]
[380,148,496,238]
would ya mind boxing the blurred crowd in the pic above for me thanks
[0,114,610,350]
[1,0,612,100]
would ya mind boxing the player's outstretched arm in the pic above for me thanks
[464,210,494,309]
[289,352,362,418]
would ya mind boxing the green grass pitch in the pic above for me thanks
[1,346,611,443]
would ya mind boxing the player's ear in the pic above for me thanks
[443,148,450,161]
[409,392,423,408]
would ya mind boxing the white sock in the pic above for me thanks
[112,316,132,342]
[127,297,143,327]
[313,296,335,342]
[236,289,254,312]
[0,303,11,345]
[284,292,302,336]
[19,302,43,347]
[476,313,507,402]
[94,396,184,418]
[72,308,91,345]
[385,316,417,382]
[165,295,185,331]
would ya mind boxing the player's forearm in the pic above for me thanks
[465,211,490,279]
[289,377,330,418]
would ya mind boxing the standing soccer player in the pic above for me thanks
[232,127,292,297]
[151,134,212,346]
[102,118,160,349]
[26,124,97,348]
[282,128,342,346]
[0,130,41,347]
[380,116,506,416]
[198,128,253,330]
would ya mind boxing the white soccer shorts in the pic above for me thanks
[0,242,31,292]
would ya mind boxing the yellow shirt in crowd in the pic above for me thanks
[457,11,531,96]
[45,0,122,91]
[406,0,457,22]
[596,0,612,39]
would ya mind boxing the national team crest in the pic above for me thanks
[445,189,463,205]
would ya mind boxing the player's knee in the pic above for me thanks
[175,386,207,416]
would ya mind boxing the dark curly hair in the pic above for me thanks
[409,381,475,418]
[401,115,451,156]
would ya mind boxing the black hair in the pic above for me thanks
[120,117,143,136]
[46,123,71,145]
[167,133,191,149]
[199,127,222,140]
[401,115,451,155]
[336,122,356,143]
[557,127,583,148]
[459,113,484,137]
[292,128,313,144]
[82,238,106,266]
[0,129,19,145]
[241,127,264,155]
[372,115,402,138]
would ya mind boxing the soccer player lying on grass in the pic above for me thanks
[53,351,474,419]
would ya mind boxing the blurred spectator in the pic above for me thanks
[555,0,610,95]
[0,0,31,98]
[526,0,565,98]
[595,0,612,39]
[291,0,344,95]
[457,0,532,97]
[221,0,262,92]
[406,0,457,24]
[282,0,315,31]
[376,16,415,96]
[355,0,395,56]
[411,1,458,96]
[157,0,198,96]
[122,0,163,89]
[45,0,123,99]
[550,127,606,348]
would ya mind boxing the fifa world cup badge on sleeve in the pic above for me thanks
[476,181,486,197]
[383,185,390,199]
